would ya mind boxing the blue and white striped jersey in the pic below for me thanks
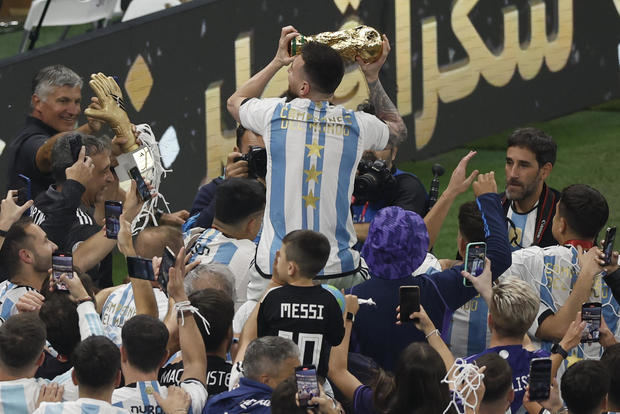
[239,97,389,277]
[185,227,256,307]
[111,380,206,414]
[34,398,128,414]
[0,281,35,321]
[101,284,169,347]
[0,377,49,414]
[507,204,537,251]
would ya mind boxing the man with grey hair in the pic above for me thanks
[204,336,300,413]
[6,64,102,198]
[466,276,550,414]
[183,263,236,302]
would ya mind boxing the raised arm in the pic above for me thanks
[0,190,33,250]
[168,247,207,384]
[424,151,479,249]
[357,35,407,147]
[327,295,362,401]
[227,26,298,123]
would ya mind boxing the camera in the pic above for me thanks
[353,159,396,203]
[234,146,267,179]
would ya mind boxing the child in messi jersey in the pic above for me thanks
[256,230,345,379]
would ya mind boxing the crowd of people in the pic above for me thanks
[0,25,619,414]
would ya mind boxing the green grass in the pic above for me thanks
[0,24,92,59]
[399,104,620,259]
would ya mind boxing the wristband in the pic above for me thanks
[346,312,355,322]
[551,342,568,359]
[76,297,94,305]
[425,329,440,339]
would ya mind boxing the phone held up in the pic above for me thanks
[602,226,616,266]
[399,285,420,323]
[295,365,319,408]
[104,201,123,239]
[581,302,602,344]
[528,357,552,401]
[128,167,152,202]
[463,242,487,287]
[159,246,175,294]
[52,252,73,291]
[126,256,156,281]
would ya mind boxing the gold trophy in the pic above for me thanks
[289,25,383,64]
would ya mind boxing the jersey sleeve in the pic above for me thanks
[239,97,286,135]
[355,111,389,151]
[77,301,105,338]
[180,379,208,414]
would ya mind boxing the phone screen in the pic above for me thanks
[128,167,151,201]
[159,246,175,294]
[52,253,73,291]
[464,242,486,286]
[399,286,420,323]
[295,365,319,407]
[15,174,31,213]
[581,303,602,343]
[603,227,616,266]
[105,201,123,239]
[529,358,552,401]
[126,256,156,281]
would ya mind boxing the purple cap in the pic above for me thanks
[361,206,429,280]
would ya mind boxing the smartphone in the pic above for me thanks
[52,252,73,291]
[15,174,31,213]
[126,256,156,281]
[463,242,487,287]
[67,134,83,162]
[104,201,123,239]
[602,227,616,266]
[128,167,151,201]
[581,302,602,343]
[159,246,175,294]
[399,286,420,323]
[295,365,319,407]
[528,357,552,401]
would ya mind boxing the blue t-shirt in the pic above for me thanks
[467,345,550,414]
[203,377,272,414]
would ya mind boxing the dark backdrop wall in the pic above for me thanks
[1,0,619,209]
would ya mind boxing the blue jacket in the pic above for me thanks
[348,193,511,371]
[203,377,272,414]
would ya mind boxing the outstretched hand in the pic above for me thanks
[0,190,33,230]
[445,151,479,197]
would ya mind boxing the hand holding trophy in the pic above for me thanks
[84,73,138,153]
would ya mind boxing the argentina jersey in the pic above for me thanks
[185,227,256,307]
[0,377,48,414]
[504,245,620,368]
[112,380,207,414]
[507,204,538,251]
[34,398,128,414]
[0,281,35,321]
[239,97,389,277]
[446,294,491,359]
[101,284,169,347]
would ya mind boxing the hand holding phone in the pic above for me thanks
[159,246,175,294]
[399,286,420,323]
[463,242,487,287]
[602,227,616,266]
[295,365,319,408]
[15,174,32,216]
[128,167,152,202]
[581,302,602,343]
[529,358,552,401]
[52,252,73,291]
[105,201,123,239]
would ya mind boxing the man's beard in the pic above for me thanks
[505,173,541,201]
[284,88,299,102]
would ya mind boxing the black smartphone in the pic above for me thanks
[581,302,602,343]
[399,285,420,323]
[529,357,552,401]
[52,252,73,291]
[295,365,319,408]
[126,256,156,281]
[67,133,83,162]
[602,227,616,266]
[128,167,151,201]
[159,246,175,294]
[104,201,123,239]
[463,242,487,287]
[15,174,31,213]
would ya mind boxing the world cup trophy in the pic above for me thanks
[289,25,383,64]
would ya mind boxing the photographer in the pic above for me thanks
[351,139,428,245]
[186,125,265,231]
